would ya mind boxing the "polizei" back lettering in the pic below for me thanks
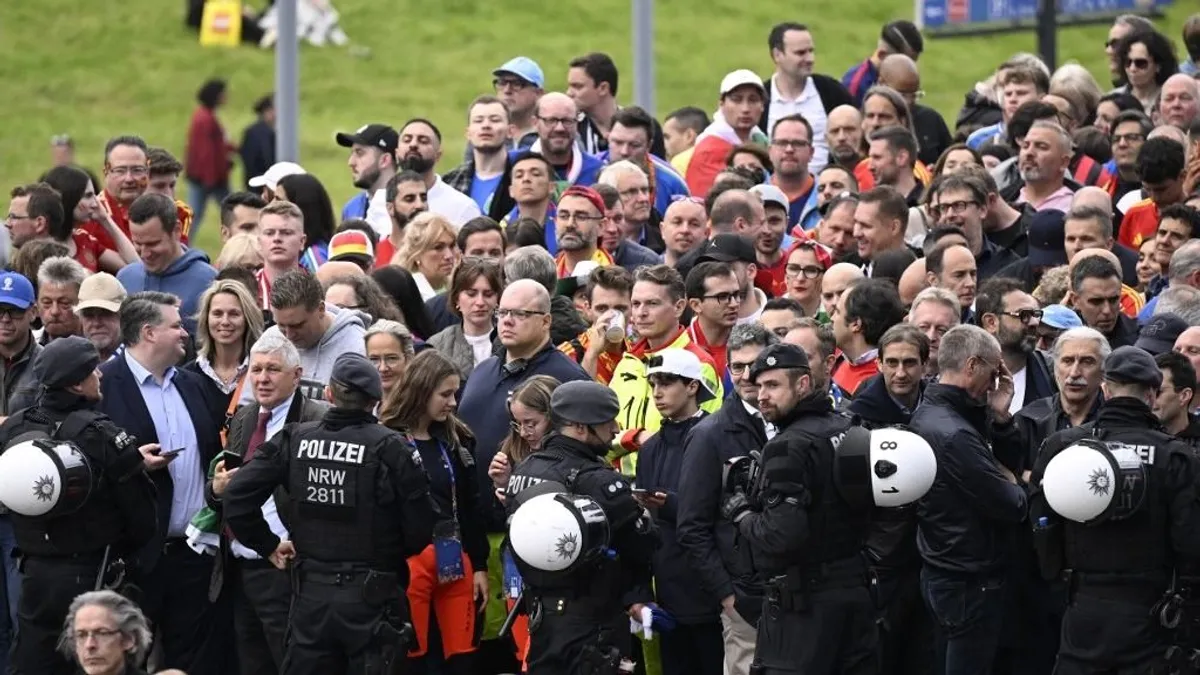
[297,439,366,465]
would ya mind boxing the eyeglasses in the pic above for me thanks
[495,308,547,321]
[1111,132,1145,145]
[510,419,543,433]
[770,139,811,150]
[367,354,405,368]
[701,291,745,305]
[5,213,33,223]
[729,360,755,375]
[106,165,149,178]
[557,211,603,224]
[73,628,122,644]
[929,200,979,219]
[1126,57,1151,70]
[537,115,577,128]
[1002,308,1043,324]
[1105,38,1119,49]
[0,306,27,321]
[670,195,704,205]
[493,77,531,90]
[785,264,824,279]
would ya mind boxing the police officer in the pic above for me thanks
[224,352,435,675]
[505,380,658,675]
[719,343,877,675]
[1031,346,1200,675]
[0,336,157,675]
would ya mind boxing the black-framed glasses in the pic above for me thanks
[785,264,824,279]
[557,211,603,224]
[493,77,531,90]
[701,291,745,305]
[929,200,979,219]
[1002,308,1043,324]
[0,306,27,321]
[495,308,547,320]
[771,139,811,150]
[729,360,755,375]
[537,115,577,128]
[1112,132,1144,145]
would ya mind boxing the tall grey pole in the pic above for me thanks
[275,0,300,162]
[632,0,655,116]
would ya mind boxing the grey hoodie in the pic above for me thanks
[243,307,367,404]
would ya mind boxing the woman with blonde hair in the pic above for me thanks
[394,212,459,301]
[214,233,264,270]
[185,278,265,425]
[379,350,488,673]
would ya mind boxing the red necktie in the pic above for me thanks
[245,409,271,461]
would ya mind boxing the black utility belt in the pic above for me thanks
[299,567,396,586]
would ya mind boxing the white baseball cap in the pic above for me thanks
[646,348,716,402]
[751,184,789,212]
[248,161,307,190]
[719,69,765,97]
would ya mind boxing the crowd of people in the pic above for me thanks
[3,10,1200,675]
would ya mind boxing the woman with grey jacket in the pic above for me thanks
[427,257,503,379]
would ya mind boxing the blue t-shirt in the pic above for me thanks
[469,174,502,212]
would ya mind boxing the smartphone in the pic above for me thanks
[631,488,650,495]
[157,446,186,458]
[222,452,243,469]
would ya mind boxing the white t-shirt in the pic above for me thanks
[429,176,482,228]
[465,331,493,368]
[1008,365,1028,416]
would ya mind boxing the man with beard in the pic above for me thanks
[826,105,864,170]
[335,123,399,238]
[1017,121,1075,212]
[767,116,820,233]
[977,278,1054,418]
[867,126,922,207]
[660,197,707,267]
[374,170,427,267]
[396,118,482,227]
[553,186,613,277]
[75,272,126,361]
[444,95,514,212]
[749,185,790,294]
[526,93,603,190]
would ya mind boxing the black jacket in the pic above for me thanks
[676,396,769,622]
[847,373,921,428]
[913,103,954,168]
[1105,314,1139,349]
[993,392,1102,477]
[239,120,275,191]
[954,89,1003,137]
[636,412,715,624]
[756,74,855,134]
[912,384,1028,576]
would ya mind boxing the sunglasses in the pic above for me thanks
[1126,57,1151,70]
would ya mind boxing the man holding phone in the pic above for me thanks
[205,333,327,673]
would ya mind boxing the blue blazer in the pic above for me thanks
[99,354,223,570]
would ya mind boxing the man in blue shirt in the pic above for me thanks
[443,95,513,212]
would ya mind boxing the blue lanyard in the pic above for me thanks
[433,438,459,521]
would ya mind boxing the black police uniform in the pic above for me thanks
[724,345,876,675]
[224,406,435,675]
[0,339,157,675]
[506,432,658,675]
[1031,396,1200,674]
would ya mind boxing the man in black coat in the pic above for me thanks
[676,324,779,675]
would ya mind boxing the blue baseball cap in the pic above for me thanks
[493,56,545,89]
[1041,304,1082,330]
[0,272,35,309]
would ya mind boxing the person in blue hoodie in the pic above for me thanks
[116,193,217,333]
[636,348,721,675]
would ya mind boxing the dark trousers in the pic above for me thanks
[756,586,878,675]
[1052,592,1169,675]
[233,557,292,675]
[10,556,101,675]
[875,566,936,675]
[140,540,232,675]
[921,566,1007,675]
[283,573,406,675]
[526,599,629,675]
[658,620,723,675]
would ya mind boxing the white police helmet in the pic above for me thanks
[836,426,937,509]
[0,439,93,517]
[1042,439,1147,524]
[509,493,610,573]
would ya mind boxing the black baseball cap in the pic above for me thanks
[335,124,399,154]
[1135,313,1189,355]
[697,234,756,265]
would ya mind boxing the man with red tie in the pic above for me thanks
[209,332,328,674]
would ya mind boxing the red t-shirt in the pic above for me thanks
[832,354,879,399]
[375,238,397,269]
[686,320,729,378]
[1118,199,1158,249]
[72,229,106,273]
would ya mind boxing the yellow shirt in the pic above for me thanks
[670,147,695,177]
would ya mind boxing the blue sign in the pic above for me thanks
[920,0,1172,33]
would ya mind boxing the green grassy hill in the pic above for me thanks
[0,0,1191,255]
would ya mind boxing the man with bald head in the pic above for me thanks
[1175,327,1200,399]
[521,92,604,189]
[820,262,864,316]
[878,54,952,166]
[459,276,590,507]
[826,105,865,169]
[315,260,367,287]
[1160,74,1199,131]
[899,257,929,306]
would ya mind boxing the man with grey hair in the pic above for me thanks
[99,291,232,673]
[678,322,780,675]
[911,324,1026,675]
[1159,73,1199,131]
[1154,286,1200,326]
[460,278,589,530]
[505,245,588,345]
[598,160,656,249]
[35,255,87,344]
[1018,120,1075,212]
[60,590,153,674]
[208,332,327,673]
[1140,239,1200,322]
[1030,344,1200,674]
[907,286,961,376]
